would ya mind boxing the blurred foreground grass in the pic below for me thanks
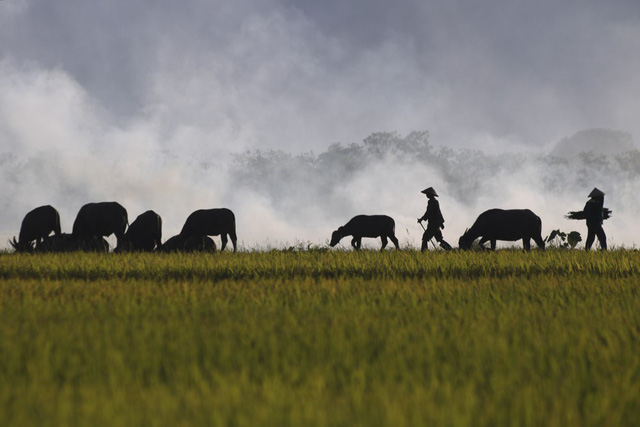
[1,250,639,426]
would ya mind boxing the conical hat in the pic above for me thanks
[421,187,438,197]
[588,187,605,198]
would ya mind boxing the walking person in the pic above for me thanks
[583,188,607,250]
[417,187,452,251]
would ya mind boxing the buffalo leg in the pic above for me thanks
[380,236,388,250]
[229,230,238,253]
[523,238,531,251]
[389,234,400,250]
[144,239,155,252]
[533,235,546,250]
[115,232,125,249]
[154,233,162,251]
[478,237,489,250]
[220,234,228,251]
[351,237,358,249]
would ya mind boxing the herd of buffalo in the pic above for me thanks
[9,201,550,253]
[10,202,237,253]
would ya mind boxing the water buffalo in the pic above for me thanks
[36,234,109,253]
[458,209,545,251]
[10,205,61,252]
[159,234,216,253]
[180,208,237,252]
[329,215,400,250]
[183,235,216,252]
[116,210,162,252]
[72,202,128,247]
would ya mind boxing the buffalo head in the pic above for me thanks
[458,228,473,250]
[329,227,345,247]
[9,237,34,253]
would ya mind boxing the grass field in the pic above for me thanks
[1,249,639,426]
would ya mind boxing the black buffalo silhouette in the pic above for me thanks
[159,234,216,253]
[10,205,62,252]
[36,234,109,253]
[116,210,162,252]
[329,215,400,250]
[458,209,545,251]
[180,208,237,252]
[72,202,128,247]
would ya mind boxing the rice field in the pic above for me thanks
[1,249,639,426]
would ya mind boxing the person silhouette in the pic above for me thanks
[417,187,452,251]
[584,188,607,250]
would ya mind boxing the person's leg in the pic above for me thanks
[596,226,607,250]
[421,229,434,252]
[433,228,452,250]
[585,228,595,250]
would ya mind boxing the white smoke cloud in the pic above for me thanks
[0,60,230,246]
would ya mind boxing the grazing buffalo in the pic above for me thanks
[180,208,237,252]
[458,209,545,251]
[159,234,216,253]
[36,234,109,253]
[10,205,61,252]
[329,215,400,250]
[183,235,216,252]
[159,235,185,253]
[72,202,128,247]
[116,210,162,252]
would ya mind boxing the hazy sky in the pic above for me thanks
[2,0,639,152]
[1,0,639,247]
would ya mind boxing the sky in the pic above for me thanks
[1,0,640,248]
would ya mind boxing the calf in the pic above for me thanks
[159,234,216,253]
[36,234,109,253]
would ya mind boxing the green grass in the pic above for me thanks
[1,250,639,426]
